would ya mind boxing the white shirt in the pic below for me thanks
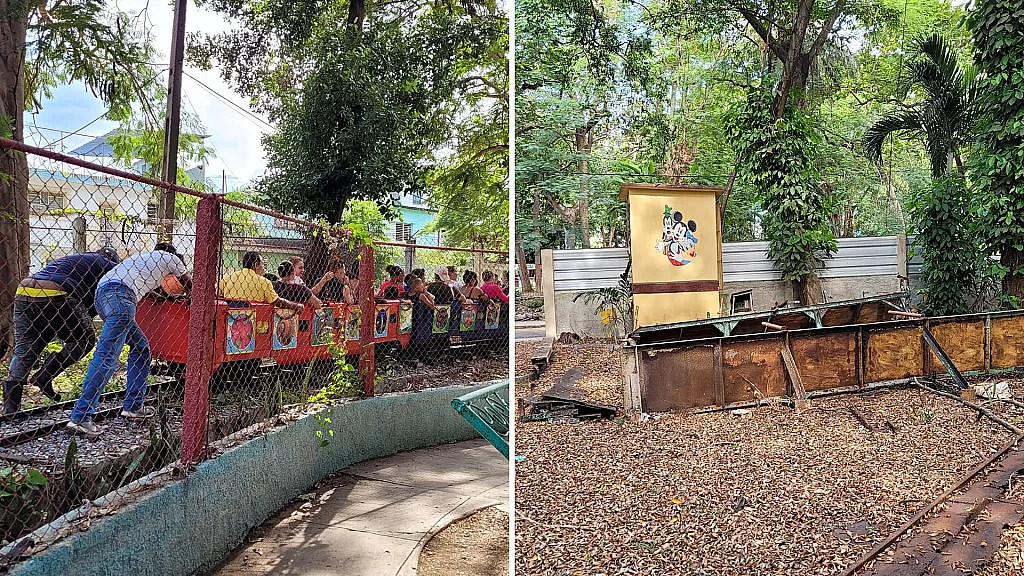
[98,251,188,302]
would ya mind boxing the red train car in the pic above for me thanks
[136,298,412,377]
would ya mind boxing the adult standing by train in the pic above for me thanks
[2,247,121,415]
[67,244,192,437]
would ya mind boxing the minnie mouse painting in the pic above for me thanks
[655,204,698,266]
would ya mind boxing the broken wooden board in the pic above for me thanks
[781,341,811,411]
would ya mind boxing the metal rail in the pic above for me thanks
[451,381,509,459]
[0,379,176,449]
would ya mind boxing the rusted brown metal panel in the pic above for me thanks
[865,326,923,382]
[639,346,716,411]
[927,319,986,372]
[721,339,785,404]
[992,315,1024,369]
[713,342,725,406]
[790,332,858,391]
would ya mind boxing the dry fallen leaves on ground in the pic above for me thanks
[515,344,1014,576]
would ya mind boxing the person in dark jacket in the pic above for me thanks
[3,247,120,415]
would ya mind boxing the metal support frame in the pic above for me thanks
[452,381,510,459]
[181,197,221,464]
[358,244,375,397]
[921,325,970,390]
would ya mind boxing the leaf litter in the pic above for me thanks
[515,343,1015,575]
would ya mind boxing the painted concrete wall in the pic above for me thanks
[9,384,499,576]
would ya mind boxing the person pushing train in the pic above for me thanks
[67,244,192,437]
[2,247,121,415]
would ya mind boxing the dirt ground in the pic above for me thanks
[515,343,1020,576]
[418,506,510,576]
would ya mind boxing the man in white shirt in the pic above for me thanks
[68,243,191,437]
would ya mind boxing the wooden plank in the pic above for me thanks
[992,316,1024,369]
[856,327,864,388]
[865,326,923,382]
[530,337,554,368]
[927,320,986,373]
[790,332,857,392]
[781,339,810,410]
[631,280,720,294]
[722,339,787,403]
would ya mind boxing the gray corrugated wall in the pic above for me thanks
[552,236,903,292]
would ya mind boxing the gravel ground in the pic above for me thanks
[516,342,539,377]
[514,346,1015,576]
[418,507,510,576]
[518,343,623,408]
[376,352,510,393]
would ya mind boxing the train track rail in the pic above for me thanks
[841,393,1024,575]
[0,377,180,451]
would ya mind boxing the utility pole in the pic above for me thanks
[158,0,188,242]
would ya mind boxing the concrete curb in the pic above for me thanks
[10,382,502,576]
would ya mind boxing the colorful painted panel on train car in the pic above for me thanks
[485,303,501,329]
[346,307,361,340]
[374,305,389,338]
[460,303,477,332]
[227,310,256,354]
[312,309,333,346]
[433,305,451,333]
[399,302,412,334]
[273,311,298,350]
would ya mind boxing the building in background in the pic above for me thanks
[387,190,440,246]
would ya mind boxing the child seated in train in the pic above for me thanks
[406,276,436,310]
[274,260,322,311]
[377,265,406,297]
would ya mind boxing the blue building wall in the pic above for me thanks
[397,206,439,246]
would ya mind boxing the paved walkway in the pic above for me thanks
[516,320,545,341]
[214,439,508,576]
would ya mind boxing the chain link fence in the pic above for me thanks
[0,139,510,554]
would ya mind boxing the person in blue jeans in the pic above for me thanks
[68,243,191,438]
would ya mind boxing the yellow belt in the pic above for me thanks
[16,287,66,298]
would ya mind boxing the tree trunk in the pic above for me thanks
[515,233,533,293]
[774,0,815,117]
[575,125,593,249]
[0,4,28,358]
[1002,246,1024,306]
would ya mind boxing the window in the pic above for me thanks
[394,222,413,242]
[29,190,67,213]
[731,290,753,314]
[408,191,424,205]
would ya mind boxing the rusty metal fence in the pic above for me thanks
[0,138,510,553]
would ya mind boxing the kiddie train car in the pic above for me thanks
[135,296,509,380]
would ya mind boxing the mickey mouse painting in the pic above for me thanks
[655,204,698,266]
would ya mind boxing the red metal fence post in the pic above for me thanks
[182,196,221,464]
[358,243,375,397]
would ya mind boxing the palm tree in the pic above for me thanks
[864,34,980,177]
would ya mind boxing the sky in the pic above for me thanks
[26,0,271,186]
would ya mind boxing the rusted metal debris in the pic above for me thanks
[522,366,617,422]
[922,325,970,390]
[841,434,1024,576]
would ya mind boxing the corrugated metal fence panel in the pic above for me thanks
[552,248,629,292]
[820,236,899,279]
[552,237,902,291]
[723,242,775,282]
[907,234,923,277]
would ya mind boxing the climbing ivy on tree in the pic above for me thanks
[909,177,984,315]
[969,0,1024,305]
[725,86,836,304]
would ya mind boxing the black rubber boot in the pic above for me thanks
[33,379,61,402]
[3,381,23,415]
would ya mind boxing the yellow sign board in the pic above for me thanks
[621,183,725,329]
